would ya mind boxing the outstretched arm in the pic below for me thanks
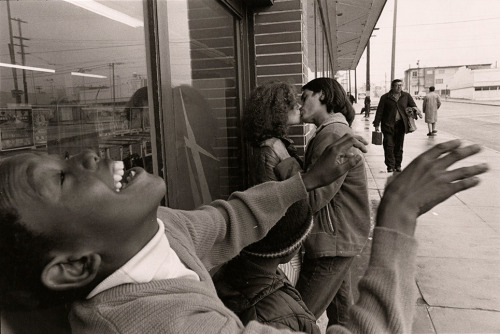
[182,134,367,269]
[327,140,489,334]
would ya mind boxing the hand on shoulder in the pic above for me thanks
[301,134,367,191]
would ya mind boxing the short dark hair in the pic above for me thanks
[0,159,84,310]
[391,79,403,87]
[243,81,298,146]
[429,86,435,92]
[301,77,355,126]
[0,207,56,310]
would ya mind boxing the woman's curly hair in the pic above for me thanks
[243,81,298,146]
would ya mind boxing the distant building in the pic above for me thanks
[404,64,492,98]
[449,66,500,100]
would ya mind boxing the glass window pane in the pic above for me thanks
[0,0,151,172]
[165,0,242,209]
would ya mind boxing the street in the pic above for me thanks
[414,100,500,152]
[347,104,500,333]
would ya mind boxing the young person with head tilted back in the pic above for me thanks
[0,135,488,333]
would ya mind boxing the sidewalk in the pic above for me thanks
[351,107,500,333]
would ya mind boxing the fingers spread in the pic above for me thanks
[423,139,462,161]
[440,163,489,184]
[419,177,482,215]
[437,144,482,170]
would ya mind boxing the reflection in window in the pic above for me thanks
[304,0,330,81]
[0,0,151,172]
[165,0,241,208]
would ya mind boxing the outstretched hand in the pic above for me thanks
[377,140,489,236]
[301,133,367,191]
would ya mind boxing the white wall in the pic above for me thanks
[450,87,474,99]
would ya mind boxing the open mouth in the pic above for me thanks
[112,161,138,192]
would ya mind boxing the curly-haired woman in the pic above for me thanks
[214,80,318,332]
[243,81,309,285]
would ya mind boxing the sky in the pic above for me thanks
[353,0,500,92]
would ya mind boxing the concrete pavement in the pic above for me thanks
[352,105,500,333]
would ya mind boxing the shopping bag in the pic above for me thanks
[372,130,382,145]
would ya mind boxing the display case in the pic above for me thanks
[0,107,35,151]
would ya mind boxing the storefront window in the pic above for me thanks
[0,0,151,171]
[162,0,243,209]
[304,0,329,80]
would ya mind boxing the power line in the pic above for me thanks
[377,16,500,29]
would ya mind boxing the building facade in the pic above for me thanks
[448,66,500,100]
[404,63,491,97]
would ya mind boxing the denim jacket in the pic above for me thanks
[303,114,371,258]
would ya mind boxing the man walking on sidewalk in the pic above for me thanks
[423,86,441,136]
[373,79,417,173]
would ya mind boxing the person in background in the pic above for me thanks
[363,95,371,118]
[242,81,308,285]
[373,79,418,172]
[0,135,488,333]
[423,86,442,136]
[347,92,356,105]
[297,77,371,327]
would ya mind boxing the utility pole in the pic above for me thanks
[13,17,30,104]
[6,0,21,103]
[354,69,358,103]
[366,39,371,99]
[416,59,420,95]
[390,0,398,81]
[366,28,378,99]
[347,70,351,95]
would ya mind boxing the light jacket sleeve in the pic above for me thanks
[326,227,418,334]
[174,173,308,270]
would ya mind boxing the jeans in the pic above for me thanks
[382,120,406,169]
[296,256,355,327]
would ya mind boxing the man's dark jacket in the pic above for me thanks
[213,256,320,334]
[373,91,417,134]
